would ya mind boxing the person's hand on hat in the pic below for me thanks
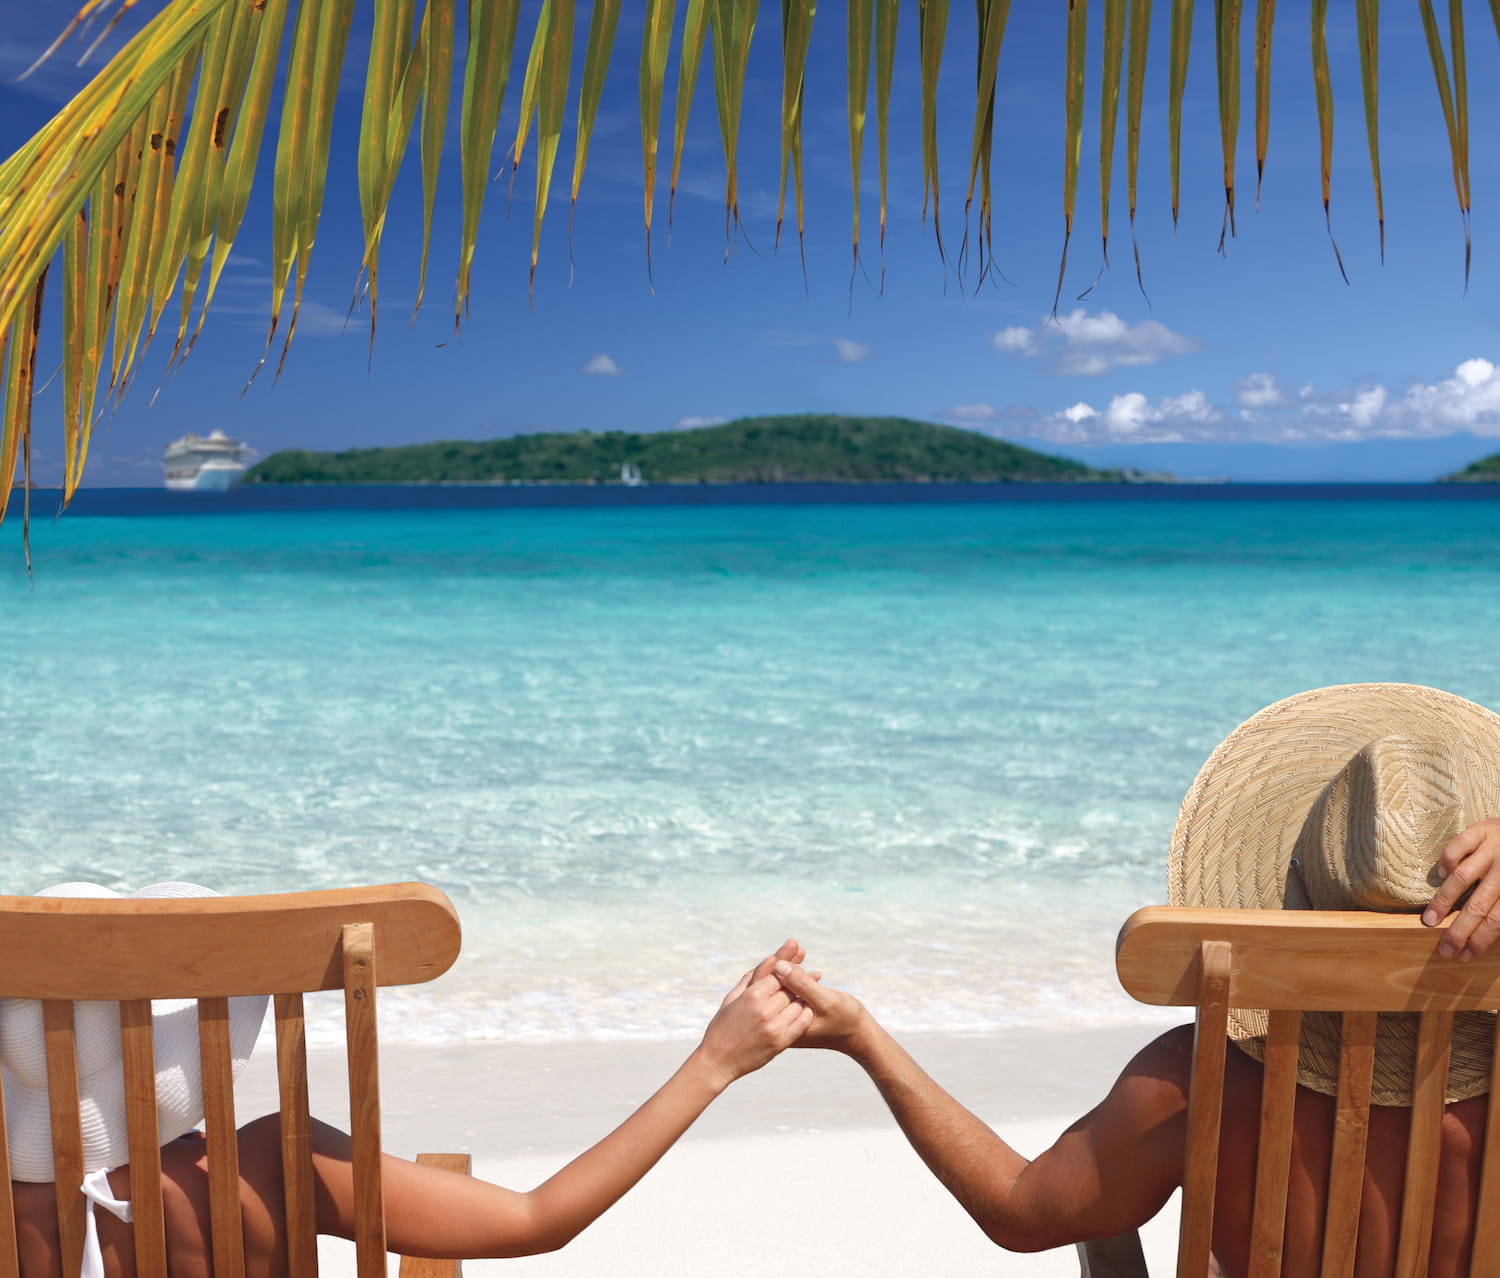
[1423,819,1500,960]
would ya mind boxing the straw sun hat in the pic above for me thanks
[0,881,269,1182]
[1168,682,1500,1107]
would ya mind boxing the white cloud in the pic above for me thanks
[1024,389,1224,444]
[992,308,1200,376]
[940,356,1500,448]
[1235,358,1500,440]
[583,353,622,376]
[833,338,873,364]
[1036,357,1500,444]
[672,415,726,430]
[1235,372,1285,409]
[1384,357,1500,433]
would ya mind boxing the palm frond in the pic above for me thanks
[775,0,817,261]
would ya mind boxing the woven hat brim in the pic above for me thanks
[1169,683,1500,1105]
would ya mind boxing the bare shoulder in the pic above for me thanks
[1095,1024,1195,1115]
[1006,1025,1197,1247]
[1066,1027,1194,1204]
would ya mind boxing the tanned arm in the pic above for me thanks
[774,959,1193,1253]
[303,943,815,1260]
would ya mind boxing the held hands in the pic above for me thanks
[1424,819,1500,960]
[771,957,873,1054]
[695,940,816,1086]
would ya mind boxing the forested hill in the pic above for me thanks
[242,415,1126,485]
[1443,453,1500,482]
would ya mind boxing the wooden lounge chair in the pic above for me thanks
[1078,906,1500,1278]
[0,882,467,1278]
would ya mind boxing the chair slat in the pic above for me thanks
[1318,1010,1377,1278]
[1472,1015,1500,1262]
[396,1155,474,1278]
[0,1038,21,1278]
[1247,1008,1301,1278]
[275,992,319,1278]
[343,922,388,1278]
[1394,1010,1453,1278]
[1177,940,1231,1278]
[119,998,167,1276]
[41,1000,86,1278]
[0,887,468,1278]
[198,997,246,1278]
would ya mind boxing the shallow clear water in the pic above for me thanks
[5,493,1499,1041]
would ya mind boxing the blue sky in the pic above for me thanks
[4,2,1500,484]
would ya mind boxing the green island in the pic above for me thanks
[242,414,1132,485]
[1442,453,1500,482]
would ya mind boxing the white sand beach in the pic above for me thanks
[237,1022,1186,1276]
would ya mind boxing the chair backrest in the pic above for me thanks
[1116,906,1500,1278]
[0,883,461,1278]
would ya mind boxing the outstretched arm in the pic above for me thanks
[304,942,814,1260]
[774,960,1190,1253]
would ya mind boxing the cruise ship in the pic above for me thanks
[162,431,254,491]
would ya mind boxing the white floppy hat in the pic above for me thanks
[1168,682,1500,1106]
[0,881,269,1182]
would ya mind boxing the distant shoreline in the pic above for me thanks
[9,480,1500,520]
[237,414,1126,486]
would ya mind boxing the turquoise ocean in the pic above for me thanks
[4,486,1499,1045]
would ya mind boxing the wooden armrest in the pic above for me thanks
[1077,1230,1149,1277]
[397,1153,475,1278]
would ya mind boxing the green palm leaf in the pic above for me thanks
[917,0,951,261]
[456,0,520,324]
[1055,0,1085,310]
[1167,0,1193,229]
[640,0,677,281]
[573,0,625,238]
[668,0,712,230]
[709,0,760,241]
[1125,0,1152,290]
[873,0,899,258]
[528,0,576,294]
[1098,0,1125,269]
[967,0,1013,284]
[1416,0,1471,283]
[1213,0,1243,248]
[775,0,817,262]
[847,0,873,273]
[1353,0,1382,259]
[0,277,44,531]
[1310,0,1348,280]
[355,0,418,344]
[411,0,455,319]
[1253,0,1275,206]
